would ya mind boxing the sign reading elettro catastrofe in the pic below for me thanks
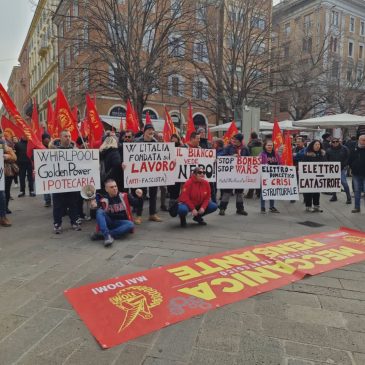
[176,148,216,182]
[33,149,100,194]
[0,150,4,191]
[261,165,299,201]
[123,143,177,188]
[217,156,261,189]
[298,162,341,193]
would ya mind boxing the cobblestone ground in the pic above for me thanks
[0,188,364,365]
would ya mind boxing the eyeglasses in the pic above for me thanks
[332,141,339,143]
[124,136,132,139]
[197,171,206,175]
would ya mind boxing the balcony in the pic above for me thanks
[38,43,48,57]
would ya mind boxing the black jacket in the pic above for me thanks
[326,145,349,169]
[302,150,326,162]
[349,147,365,177]
[15,139,31,164]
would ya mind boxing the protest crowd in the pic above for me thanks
[1,85,365,248]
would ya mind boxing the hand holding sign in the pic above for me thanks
[135,189,143,198]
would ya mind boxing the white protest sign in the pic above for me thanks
[123,143,177,187]
[261,165,299,201]
[34,149,100,194]
[298,162,341,193]
[0,150,4,191]
[217,156,261,189]
[176,148,216,182]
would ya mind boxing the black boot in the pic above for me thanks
[236,202,248,216]
[219,201,228,216]
[179,215,187,227]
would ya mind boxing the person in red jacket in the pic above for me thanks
[177,167,218,227]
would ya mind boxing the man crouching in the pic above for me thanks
[90,179,143,247]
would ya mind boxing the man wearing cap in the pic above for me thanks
[218,133,250,216]
[133,124,162,224]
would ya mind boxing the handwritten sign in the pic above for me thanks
[33,149,100,194]
[261,165,299,200]
[176,148,216,182]
[217,156,261,189]
[298,162,341,193]
[0,150,4,191]
[123,143,177,187]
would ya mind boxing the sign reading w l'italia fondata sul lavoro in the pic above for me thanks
[216,156,261,189]
[298,162,341,193]
[261,165,299,201]
[65,227,365,349]
[123,143,177,188]
[33,149,100,194]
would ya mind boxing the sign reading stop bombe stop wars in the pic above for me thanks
[298,162,341,193]
[33,149,100,194]
[176,147,216,182]
[123,143,177,188]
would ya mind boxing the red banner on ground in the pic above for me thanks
[65,227,365,349]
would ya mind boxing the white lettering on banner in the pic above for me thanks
[217,156,261,189]
[123,143,177,188]
[0,150,4,191]
[298,162,341,193]
[176,148,216,182]
[34,149,101,194]
[261,165,299,200]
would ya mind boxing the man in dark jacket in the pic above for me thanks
[326,138,351,204]
[348,134,365,213]
[245,132,262,198]
[197,127,212,149]
[218,133,250,216]
[15,136,35,197]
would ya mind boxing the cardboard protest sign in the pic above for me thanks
[65,227,365,349]
[33,149,100,194]
[123,143,177,188]
[176,147,216,182]
[217,156,261,189]
[261,165,299,201]
[298,162,341,193]
[0,150,4,191]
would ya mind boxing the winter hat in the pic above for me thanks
[42,132,51,140]
[144,124,155,132]
[233,133,244,142]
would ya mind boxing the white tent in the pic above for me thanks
[293,113,365,128]
[210,121,272,132]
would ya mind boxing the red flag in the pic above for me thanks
[163,106,177,142]
[1,115,24,140]
[54,86,78,141]
[282,132,294,166]
[185,101,195,141]
[119,116,124,133]
[72,105,79,123]
[86,94,104,148]
[47,100,57,138]
[207,126,213,142]
[80,117,90,138]
[31,98,42,141]
[145,111,152,125]
[272,118,284,153]
[223,120,239,145]
[125,100,139,133]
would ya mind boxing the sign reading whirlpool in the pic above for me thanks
[65,227,365,349]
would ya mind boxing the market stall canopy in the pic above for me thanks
[292,113,365,128]
[210,121,273,132]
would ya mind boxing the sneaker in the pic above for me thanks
[236,209,248,216]
[14,183,18,188]
[180,215,187,228]
[149,214,162,222]
[306,207,312,212]
[6,209,11,214]
[290,200,296,203]
[104,234,114,247]
[352,208,360,213]
[18,192,25,198]
[44,201,51,207]
[0,217,11,227]
[261,208,266,214]
[29,192,36,197]
[134,216,142,225]
[72,224,82,231]
[76,217,83,224]
[346,199,352,205]
[84,216,92,221]
[53,224,62,234]
[269,207,280,213]
[313,206,323,213]
[329,196,337,202]
[218,209,225,216]
[193,216,207,225]
[90,231,104,241]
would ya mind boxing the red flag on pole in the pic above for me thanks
[54,86,78,141]
[86,94,104,148]
[47,100,57,138]
[1,115,24,140]
[282,132,294,166]
[126,100,139,133]
[163,106,177,142]
[272,118,284,153]
[31,98,42,141]
[145,111,152,125]
[223,120,239,145]
[185,101,195,142]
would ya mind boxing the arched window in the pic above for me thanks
[109,105,126,118]
[142,109,158,119]
[193,113,207,127]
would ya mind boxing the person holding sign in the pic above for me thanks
[177,167,217,227]
[259,140,281,214]
[90,179,143,247]
[218,133,250,216]
[302,140,326,212]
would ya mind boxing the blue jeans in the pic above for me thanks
[0,191,6,217]
[44,194,51,204]
[353,175,365,209]
[333,169,351,200]
[261,196,275,209]
[177,201,218,217]
[96,209,134,238]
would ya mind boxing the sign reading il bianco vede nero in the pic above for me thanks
[123,143,177,188]
[298,162,341,193]
[176,148,216,182]
[217,156,261,189]
[34,149,100,194]
[261,165,299,201]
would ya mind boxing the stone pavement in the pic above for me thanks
[0,189,364,365]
